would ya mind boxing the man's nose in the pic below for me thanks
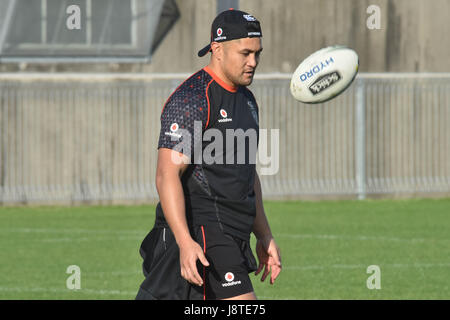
[247,54,258,68]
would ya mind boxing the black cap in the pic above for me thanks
[198,9,262,57]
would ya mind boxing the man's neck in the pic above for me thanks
[204,64,238,92]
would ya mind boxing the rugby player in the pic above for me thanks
[136,9,281,300]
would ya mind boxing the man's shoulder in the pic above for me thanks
[166,69,212,105]
[160,69,212,123]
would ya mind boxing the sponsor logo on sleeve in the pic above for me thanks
[170,123,179,132]
[164,122,182,138]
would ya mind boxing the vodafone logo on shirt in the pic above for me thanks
[170,123,179,132]
[218,108,232,123]
[164,122,182,139]
[225,272,234,282]
[222,272,241,287]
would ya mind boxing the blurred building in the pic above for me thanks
[0,0,449,73]
[1,0,449,204]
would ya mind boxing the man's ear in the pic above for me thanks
[210,42,222,60]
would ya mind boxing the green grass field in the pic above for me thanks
[1,198,449,300]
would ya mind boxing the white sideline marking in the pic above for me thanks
[0,228,146,242]
[1,227,442,243]
[276,233,450,243]
[284,262,450,271]
[0,286,137,296]
[84,270,142,276]
[38,235,142,242]
[0,228,144,235]
[2,228,448,244]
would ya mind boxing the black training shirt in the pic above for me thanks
[156,66,260,241]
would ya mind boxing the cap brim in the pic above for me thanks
[198,44,211,57]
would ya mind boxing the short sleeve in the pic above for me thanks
[158,76,209,160]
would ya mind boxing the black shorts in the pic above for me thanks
[136,223,257,300]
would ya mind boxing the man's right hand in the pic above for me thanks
[179,238,210,286]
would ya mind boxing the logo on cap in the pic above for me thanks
[243,14,256,21]
[214,27,227,41]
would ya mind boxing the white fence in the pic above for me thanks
[0,73,449,204]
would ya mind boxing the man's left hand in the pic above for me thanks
[255,236,282,285]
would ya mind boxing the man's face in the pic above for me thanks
[218,37,263,87]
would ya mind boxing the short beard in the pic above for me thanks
[223,68,253,87]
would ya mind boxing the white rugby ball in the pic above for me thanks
[290,45,359,104]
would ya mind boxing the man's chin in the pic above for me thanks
[240,75,254,86]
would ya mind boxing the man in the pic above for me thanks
[136,9,281,300]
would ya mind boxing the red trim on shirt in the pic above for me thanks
[201,225,206,300]
[203,66,238,93]
[205,79,214,129]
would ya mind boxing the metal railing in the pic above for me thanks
[0,73,449,204]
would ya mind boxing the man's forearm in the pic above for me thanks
[156,171,192,246]
[252,172,273,240]
[155,151,209,287]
